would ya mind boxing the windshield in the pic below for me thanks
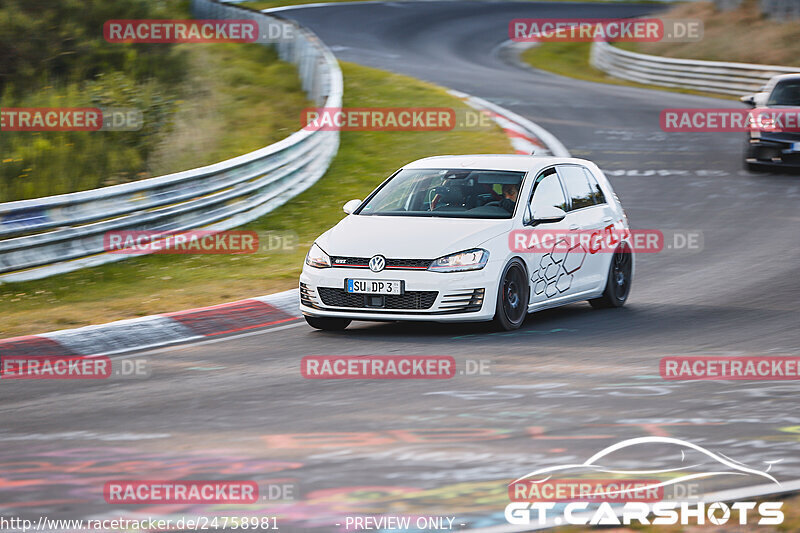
[768,80,800,106]
[357,168,526,219]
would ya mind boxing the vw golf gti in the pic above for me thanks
[300,154,634,330]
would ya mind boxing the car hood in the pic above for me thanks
[316,215,512,259]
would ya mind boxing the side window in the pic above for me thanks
[583,168,606,205]
[530,170,568,212]
[558,165,595,210]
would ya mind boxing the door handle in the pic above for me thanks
[569,224,580,231]
[602,217,613,223]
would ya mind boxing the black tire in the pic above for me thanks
[589,242,633,309]
[492,259,529,331]
[304,315,351,331]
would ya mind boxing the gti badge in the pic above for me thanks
[369,255,386,272]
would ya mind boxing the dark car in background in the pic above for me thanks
[742,73,800,171]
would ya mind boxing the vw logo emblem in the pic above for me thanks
[369,255,386,272]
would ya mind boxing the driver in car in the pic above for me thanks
[499,183,519,213]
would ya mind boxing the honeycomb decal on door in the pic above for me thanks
[532,237,587,298]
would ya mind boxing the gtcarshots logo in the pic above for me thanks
[505,437,784,526]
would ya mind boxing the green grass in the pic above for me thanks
[0,61,512,338]
[149,43,310,176]
[519,0,800,98]
[0,43,309,201]
[519,41,736,99]
[626,0,800,67]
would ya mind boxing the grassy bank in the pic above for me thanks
[0,3,308,201]
[0,62,512,338]
[520,0,800,96]
[519,41,734,98]
[624,0,800,67]
[148,43,309,177]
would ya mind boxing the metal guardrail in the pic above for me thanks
[590,41,799,96]
[0,0,342,283]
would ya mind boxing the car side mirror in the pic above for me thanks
[343,199,361,215]
[740,94,756,107]
[530,205,567,225]
[754,92,769,107]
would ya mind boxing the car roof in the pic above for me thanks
[770,73,800,83]
[402,154,590,173]
[766,73,800,89]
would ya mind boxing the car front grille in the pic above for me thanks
[330,256,433,270]
[317,287,438,309]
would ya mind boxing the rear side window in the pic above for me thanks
[583,168,606,205]
[558,165,595,210]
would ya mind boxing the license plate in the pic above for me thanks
[346,279,403,294]
[792,142,800,152]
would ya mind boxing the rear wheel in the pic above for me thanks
[492,259,529,331]
[589,242,632,309]
[304,316,351,331]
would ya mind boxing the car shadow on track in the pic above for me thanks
[303,302,607,339]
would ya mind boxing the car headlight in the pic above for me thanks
[305,243,331,268]
[428,249,489,272]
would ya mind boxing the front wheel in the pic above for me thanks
[492,259,529,331]
[304,316,351,331]
[589,242,633,309]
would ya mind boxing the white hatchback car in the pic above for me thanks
[300,155,634,331]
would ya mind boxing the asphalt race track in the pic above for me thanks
[3,2,800,531]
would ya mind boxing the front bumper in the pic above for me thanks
[299,262,504,322]
[745,133,800,167]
